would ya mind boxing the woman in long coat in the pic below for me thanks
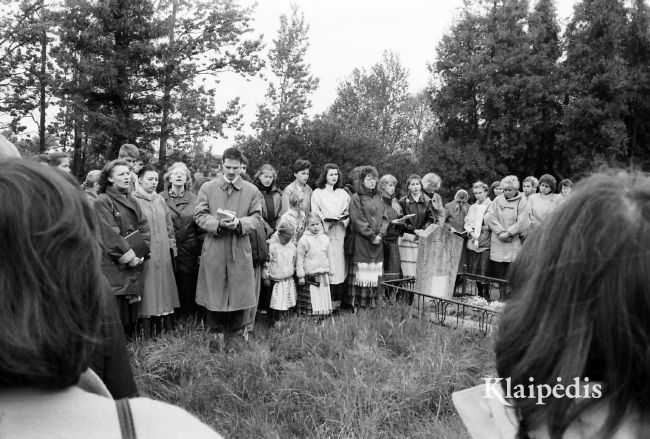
[95,159,151,336]
[254,164,283,313]
[345,166,388,309]
[132,165,179,334]
[486,175,530,298]
[162,162,204,319]
[311,163,350,307]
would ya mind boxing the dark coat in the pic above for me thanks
[95,186,151,296]
[423,189,445,227]
[399,193,435,233]
[90,279,138,398]
[349,189,388,263]
[162,190,204,274]
[382,195,404,241]
[255,180,283,233]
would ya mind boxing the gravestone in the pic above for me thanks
[415,224,464,300]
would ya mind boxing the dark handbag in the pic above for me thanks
[125,230,149,259]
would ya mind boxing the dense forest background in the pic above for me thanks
[2,0,649,197]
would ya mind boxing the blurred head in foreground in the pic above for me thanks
[0,159,106,390]
[496,170,650,438]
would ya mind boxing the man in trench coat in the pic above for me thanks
[194,147,263,337]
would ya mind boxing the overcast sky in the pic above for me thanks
[211,0,578,153]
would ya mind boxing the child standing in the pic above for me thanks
[263,221,298,325]
[296,213,334,316]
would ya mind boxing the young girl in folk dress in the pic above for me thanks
[263,221,298,326]
[296,213,334,316]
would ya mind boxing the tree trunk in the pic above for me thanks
[38,0,47,153]
[158,0,178,176]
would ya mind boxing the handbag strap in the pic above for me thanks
[116,398,137,439]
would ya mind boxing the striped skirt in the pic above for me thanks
[343,262,383,307]
[296,273,332,316]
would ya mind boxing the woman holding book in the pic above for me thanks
[95,159,151,336]
[311,163,350,306]
[399,174,436,236]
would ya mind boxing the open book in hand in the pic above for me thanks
[216,208,237,221]
[324,214,350,222]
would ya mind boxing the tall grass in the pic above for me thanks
[129,303,494,438]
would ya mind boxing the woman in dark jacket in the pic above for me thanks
[162,162,204,319]
[253,164,283,313]
[399,174,435,236]
[379,174,406,282]
[95,159,151,336]
[254,164,283,233]
[345,166,388,309]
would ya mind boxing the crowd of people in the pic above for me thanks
[31,143,578,342]
[3,134,650,438]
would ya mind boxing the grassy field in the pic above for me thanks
[128,303,495,439]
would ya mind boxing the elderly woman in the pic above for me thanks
[0,159,222,438]
[379,174,406,283]
[311,163,350,307]
[345,166,388,309]
[281,159,312,215]
[486,175,530,298]
[132,164,179,335]
[420,172,445,227]
[528,174,562,233]
[95,159,150,336]
[463,182,492,300]
[162,162,204,319]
